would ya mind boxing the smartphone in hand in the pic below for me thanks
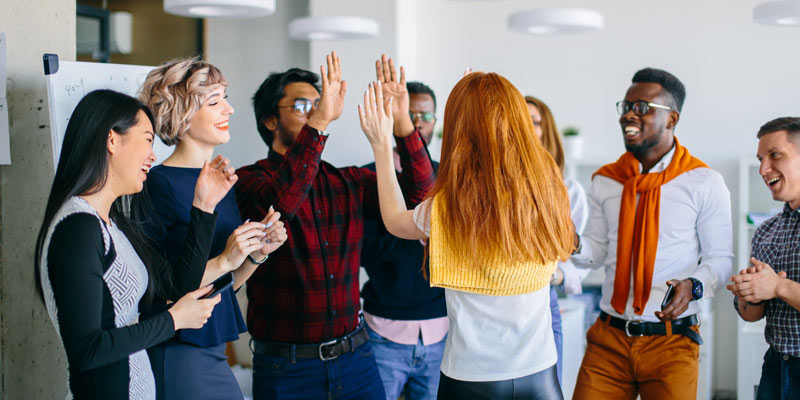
[660,283,675,310]
[201,272,234,299]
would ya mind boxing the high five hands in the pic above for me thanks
[375,54,415,138]
[307,51,347,133]
[358,81,394,152]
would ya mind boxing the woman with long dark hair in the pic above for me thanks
[359,75,574,399]
[524,95,589,384]
[35,89,234,399]
[138,59,287,399]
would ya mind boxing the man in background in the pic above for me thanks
[361,81,447,400]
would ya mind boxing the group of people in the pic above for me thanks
[32,48,800,400]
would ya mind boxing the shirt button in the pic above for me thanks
[785,355,790,361]
[303,163,308,168]
[313,137,318,142]
[323,241,328,246]
[331,310,337,316]
[329,274,334,280]
[316,209,321,214]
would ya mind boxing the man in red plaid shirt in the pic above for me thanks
[236,52,434,399]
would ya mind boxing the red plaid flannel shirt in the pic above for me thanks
[235,125,434,343]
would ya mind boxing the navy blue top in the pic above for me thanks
[145,165,247,347]
[359,161,446,320]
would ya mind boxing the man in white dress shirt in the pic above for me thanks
[570,68,733,399]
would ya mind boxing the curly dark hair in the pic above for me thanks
[407,81,436,112]
[632,68,686,112]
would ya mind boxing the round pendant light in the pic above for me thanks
[508,8,604,35]
[289,16,380,41]
[164,0,275,18]
[754,1,800,26]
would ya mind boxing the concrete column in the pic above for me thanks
[0,0,75,398]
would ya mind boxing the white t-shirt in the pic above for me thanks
[413,200,556,381]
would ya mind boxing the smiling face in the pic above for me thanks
[108,110,157,196]
[758,130,800,209]
[619,82,676,158]
[185,86,234,147]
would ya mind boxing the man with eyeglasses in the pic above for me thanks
[359,80,446,400]
[570,67,733,399]
[234,52,434,399]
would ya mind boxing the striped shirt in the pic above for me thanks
[736,203,800,356]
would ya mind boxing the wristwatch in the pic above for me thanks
[248,253,268,265]
[687,277,703,301]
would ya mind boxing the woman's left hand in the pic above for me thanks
[250,206,287,260]
[193,155,238,213]
[358,81,395,151]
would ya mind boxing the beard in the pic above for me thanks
[625,126,664,157]
[275,118,295,148]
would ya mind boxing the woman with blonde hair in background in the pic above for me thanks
[359,74,574,399]
[139,59,287,399]
[525,95,589,385]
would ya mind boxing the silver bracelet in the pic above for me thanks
[247,253,268,265]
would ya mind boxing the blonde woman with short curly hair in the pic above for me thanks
[139,59,287,400]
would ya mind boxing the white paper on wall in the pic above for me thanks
[0,32,10,164]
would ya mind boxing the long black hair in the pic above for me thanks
[34,89,173,309]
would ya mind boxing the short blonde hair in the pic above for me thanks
[139,58,227,145]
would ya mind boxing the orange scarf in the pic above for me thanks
[594,137,707,315]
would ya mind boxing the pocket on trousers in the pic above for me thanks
[252,354,291,376]
[356,341,375,359]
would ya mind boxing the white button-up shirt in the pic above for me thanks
[571,146,734,322]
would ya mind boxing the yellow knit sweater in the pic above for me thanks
[429,196,557,296]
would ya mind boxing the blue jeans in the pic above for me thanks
[366,325,445,400]
[549,286,563,385]
[252,341,385,400]
[757,347,800,400]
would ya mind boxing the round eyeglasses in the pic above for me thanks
[616,100,672,116]
[277,98,320,117]
[409,111,435,123]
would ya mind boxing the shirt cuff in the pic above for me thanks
[301,125,329,150]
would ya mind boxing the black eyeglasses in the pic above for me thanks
[616,100,672,116]
[277,98,320,117]
[409,111,435,123]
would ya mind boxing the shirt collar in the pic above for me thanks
[638,143,676,174]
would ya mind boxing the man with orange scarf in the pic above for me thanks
[570,68,733,399]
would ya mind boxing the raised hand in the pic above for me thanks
[250,206,288,260]
[307,51,347,133]
[375,54,414,137]
[358,81,395,152]
[193,155,237,214]
[168,285,221,330]
[463,67,473,77]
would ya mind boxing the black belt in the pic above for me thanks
[600,311,703,345]
[251,325,368,362]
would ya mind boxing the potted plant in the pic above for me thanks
[561,126,583,160]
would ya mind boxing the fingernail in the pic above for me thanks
[269,205,274,212]
[244,219,250,224]
[265,221,273,228]
[267,240,271,243]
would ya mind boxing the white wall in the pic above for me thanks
[205,0,310,169]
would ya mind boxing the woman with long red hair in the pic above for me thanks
[359,74,574,399]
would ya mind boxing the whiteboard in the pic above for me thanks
[43,53,173,172]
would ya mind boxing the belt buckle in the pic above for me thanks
[318,339,339,361]
[625,320,644,337]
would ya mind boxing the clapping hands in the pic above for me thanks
[193,155,237,214]
[726,258,787,303]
